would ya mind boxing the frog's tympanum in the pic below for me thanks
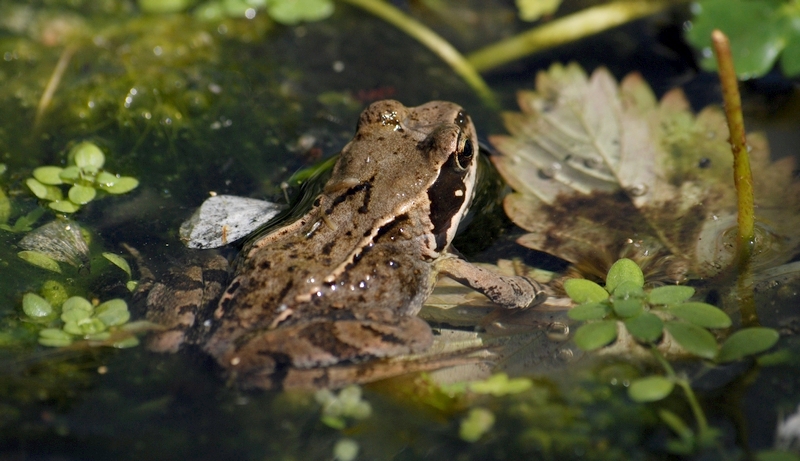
[143,100,546,390]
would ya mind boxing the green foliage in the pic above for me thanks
[687,0,800,78]
[565,258,778,364]
[459,407,495,442]
[190,0,334,24]
[25,142,139,214]
[628,376,674,402]
[315,385,372,430]
[468,373,533,396]
[19,292,139,349]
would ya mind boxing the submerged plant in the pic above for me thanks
[21,291,138,349]
[26,141,138,214]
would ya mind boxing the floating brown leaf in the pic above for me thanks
[491,63,800,282]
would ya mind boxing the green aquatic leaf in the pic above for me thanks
[3,207,46,233]
[22,293,54,318]
[668,302,732,329]
[606,258,644,293]
[648,285,695,305]
[61,308,92,323]
[563,278,608,303]
[49,200,80,213]
[266,0,334,25]
[68,185,97,205]
[687,0,800,78]
[18,250,61,273]
[99,176,139,194]
[40,280,69,308]
[628,376,674,402]
[573,320,618,351]
[664,321,718,359]
[612,280,645,299]
[62,296,93,314]
[332,439,359,461]
[71,142,105,172]
[26,178,63,201]
[717,327,780,362]
[468,373,532,396]
[459,407,495,442]
[624,312,664,343]
[95,299,131,326]
[59,166,81,183]
[103,252,132,278]
[612,298,644,318]
[95,171,118,187]
[138,0,194,14]
[567,301,610,320]
[32,166,65,185]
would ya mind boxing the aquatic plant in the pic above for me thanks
[26,141,139,214]
[565,258,780,454]
[21,291,139,349]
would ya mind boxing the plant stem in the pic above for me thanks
[651,348,710,436]
[338,0,498,109]
[710,30,755,267]
[34,45,78,130]
[467,1,673,73]
[711,30,758,326]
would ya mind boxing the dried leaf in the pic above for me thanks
[491,63,800,282]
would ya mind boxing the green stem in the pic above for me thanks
[711,30,755,268]
[338,0,498,109]
[711,30,758,326]
[651,348,709,435]
[467,1,674,73]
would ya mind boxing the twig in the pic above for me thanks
[467,1,673,73]
[338,0,498,109]
[34,45,78,130]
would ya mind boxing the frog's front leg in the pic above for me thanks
[435,255,547,309]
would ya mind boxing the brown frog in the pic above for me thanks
[142,100,546,390]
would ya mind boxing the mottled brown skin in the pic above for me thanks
[145,100,546,390]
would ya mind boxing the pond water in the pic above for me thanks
[1,1,800,460]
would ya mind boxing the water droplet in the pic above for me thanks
[538,162,561,179]
[583,157,602,170]
[682,20,693,32]
[546,322,569,341]
[555,348,575,362]
[702,47,712,58]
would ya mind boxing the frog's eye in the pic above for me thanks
[455,138,474,170]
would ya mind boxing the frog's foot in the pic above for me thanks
[138,253,229,353]
[434,256,547,309]
[206,315,434,390]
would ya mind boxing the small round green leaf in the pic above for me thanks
[95,171,118,187]
[68,185,96,205]
[18,250,61,273]
[624,312,664,343]
[717,327,780,362]
[78,318,107,335]
[71,142,105,172]
[459,407,495,442]
[568,302,610,320]
[564,278,608,303]
[39,336,73,347]
[612,280,644,299]
[95,299,130,326]
[647,285,695,305]
[612,298,644,318]
[26,178,48,199]
[99,176,139,194]
[61,308,91,322]
[628,376,674,402]
[49,200,80,213]
[605,258,644,293]
[573,320,618,351]
[59,166,81,183]
[103,252,132,278]
[665,321,718,359]
[62,296,93,314]
[22,293,53,317]
[40,328,73,341]
[33,166,64,185]
[63,321,83,335]
[669,302,732,329]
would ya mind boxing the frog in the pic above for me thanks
[139,100,547,390]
